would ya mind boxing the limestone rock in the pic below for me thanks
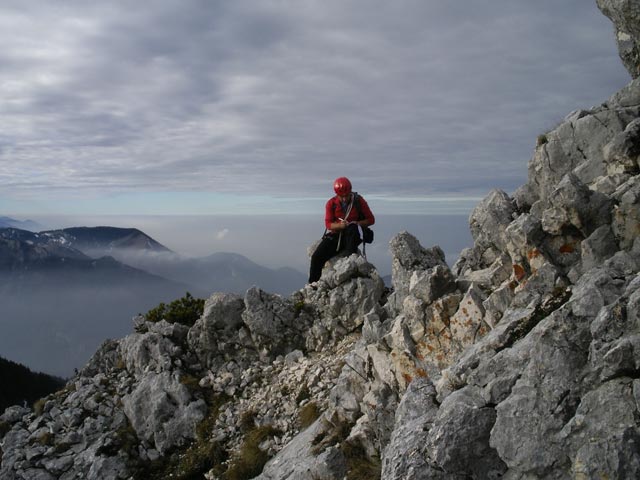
[254,415,347,480]
[426,386,506,478]
[448,284,489,354]
[457,254,511,291]
[597,0,640,78]
[469,189,515,253]
[121,371,206,454]
[613,175,640,250]
[604,117,640,174]
[541,173,612,237]
[242,287,305,358]
[187,292,246,367]
[301,255,385,350]
[118,331,178,375]
[527,107,634,207]
[409,264,457,305]
[581,225,619,272]
[388,232,447,310]
[482,282,515,328]
[490,308,591,476]
[381,378,444,480]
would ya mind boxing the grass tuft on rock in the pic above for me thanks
[224,425,281,480]
[298,402,321,429]
[311,416,352,455]
[32,398,47,416]
[341,441,382,480]
[239,409,257,433]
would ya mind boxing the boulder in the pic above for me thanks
[468,189,515,253]
[118,331,180,375]
[388,232,447,310]
[242,287,305,358]
[121,371,206,454]
[409,264,457,304]
[302,255,385,350]
[187,292,245,367]
[490,308,591,476]
[541,173,612,237]
[426,386,506,478]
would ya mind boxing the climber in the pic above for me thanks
[308,177,375,283]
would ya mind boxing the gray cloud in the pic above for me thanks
[0,0,631,206]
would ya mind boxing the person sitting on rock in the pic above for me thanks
[308,177,375,283]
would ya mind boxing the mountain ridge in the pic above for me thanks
[41,226,173,254]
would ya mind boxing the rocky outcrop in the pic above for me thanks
[0,254,384,480]
[598,0,640,78]
[2,2,640,479]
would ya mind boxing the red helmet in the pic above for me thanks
[333,177,352,196]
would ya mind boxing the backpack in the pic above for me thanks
[352,193,374,244]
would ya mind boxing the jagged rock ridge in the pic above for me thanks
[2,2,640,479]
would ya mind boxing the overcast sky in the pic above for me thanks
[0,0,631,217]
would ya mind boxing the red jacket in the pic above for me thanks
[325,194,375,231]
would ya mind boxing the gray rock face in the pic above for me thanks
[388,232,447,312]
[427,386,506,479]
[255,416,348,480]
[541,173,612,237]
[373,16,640,477]
[490,308,591,475]
[613,175,640,250]
[242,286,306,358]
[527,108,637,210]
[300,254,386,350]
[604,117,640,173]
[121,371,206,454]
[597,0,640,78]
[382,378,445,480]
[469,189,516,253]
[382,140,638,477]
[187,292,245,367]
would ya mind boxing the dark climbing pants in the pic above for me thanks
[308,224,361,283]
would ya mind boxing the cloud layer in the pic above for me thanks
[0,0,631,212]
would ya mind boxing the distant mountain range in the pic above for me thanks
[0,225,305,376]
[0,216,42,231]
[31,225,305,296]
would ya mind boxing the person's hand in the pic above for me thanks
[334,218,348,230]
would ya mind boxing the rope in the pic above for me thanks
[336,194,355,252]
